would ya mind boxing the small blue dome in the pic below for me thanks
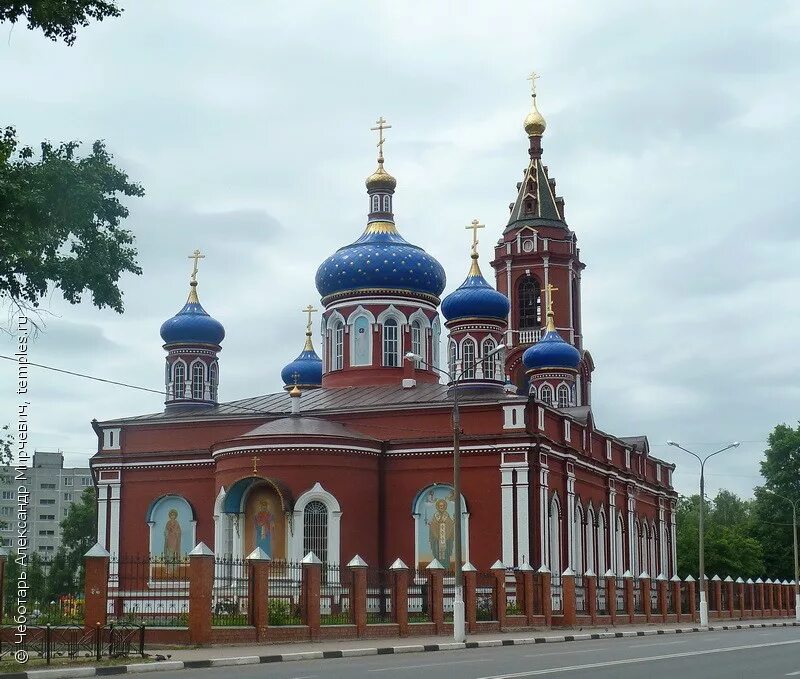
[442,264,510,322]
[316,226,446,300]
[160,294,225,346]
[522,328,581,371]
[281,346,323,388]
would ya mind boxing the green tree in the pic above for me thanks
[0,127,144,316]
[0,1,122,45]
[55,486,96,590]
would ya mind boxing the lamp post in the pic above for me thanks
[763,489,799,621]
[405,343,505,643]
[666,440,740,626]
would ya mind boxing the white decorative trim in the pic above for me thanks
[501,466,515,566]
[291,482,342,566]
[502,404,525,430]
[102,428,121,451]
[376,304,407,325]
[516,467,530,566]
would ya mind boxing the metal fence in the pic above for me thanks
[442,571,455,622]
[596,576,609,614]
[615,577,626,613]
[366,568,392,624]
[408,569,431,623]
[633,580,643,613]
[108,556,188,626]
[320,565,352,625]
[574,575,587,614]
[551,574,563,614]
[4,555,84,625]
[212,557,248,626]
[476,572,496,621]
[649,579,659,612]
[0,623,145,664]
[267,561,303,625]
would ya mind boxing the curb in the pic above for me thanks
[8,620,797,678]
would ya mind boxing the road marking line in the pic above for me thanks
[369,658,492,672]
[523,649,602,658]
[635,640,688,648]
[786,672,800,677]
[475,638,800,679]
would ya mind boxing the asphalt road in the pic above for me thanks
[155,625,800,679]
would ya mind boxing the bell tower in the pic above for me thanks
[490,74,593,403]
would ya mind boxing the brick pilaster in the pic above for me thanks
[247,551,270,640]
[492,562,507,629]
[302,553,322,640]
[389,559,409,637]
[624,572,635,622]
[687,578,697,622]
[671,576,682,621]
[427,560,445,635]
[348,555,368,637]
[561,569,576,627]
[83,544,110,632]
[640,574,651,622]
[519,564,535,625]
[605,573,617,625]
[463,564,477,633]
[538,567,552,627]
[657,576,668,621]
[585,572,597,623]
[188,543,214,646]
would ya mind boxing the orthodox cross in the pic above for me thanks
[302,304,318,334]
[370,116,392,160]
[251,455,259,475]
[465,219,485,256]
[545,283,559,316]
[188,249,205,282]
[527,71,540,97]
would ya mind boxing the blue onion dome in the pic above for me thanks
[160,281,225,346]
[281,331,323,390]
[522,313,580,371]
[442,252,510,322]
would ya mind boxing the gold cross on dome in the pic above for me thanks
[251,455,259,475]
[370,116,392,159]
[465,219,485,256]
[545,282,559,316]
[302,304,318,334]
[188,249,205,282]
[527,71,540,96]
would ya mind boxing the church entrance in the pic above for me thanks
[243,483,287,560]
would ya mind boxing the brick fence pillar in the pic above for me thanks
[491,561,507,629]
[302,552,322,641]
[745,579,754,617]
[639,573,652,622]
[686,576,697,622]
[463,563,477,633]
[188,542,214,646]
[671,575,682,621]
[246,547,270,640]
[623,571,635,622]
[605,571,617,625]
[348,555,368,637]
[756,579,765,616]
[657,574,668,621]
[538,566,552,627]
[83,543,110,632]
[389,559,409,637]
[519,563,535,626]
[427,558,445,634]
[711,576,722,617]
[736,578,745,620]
[561,568,576,627]
[724,577,735,618]
[767,579,775,616]
[585,571,597,624]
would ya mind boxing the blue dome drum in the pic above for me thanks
[281,305,323,390]
[442,255,509,322]
[522,328,581,371]
[160,282,226,347]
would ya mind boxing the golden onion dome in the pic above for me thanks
[524,96,546,137]
[365,161,397,191]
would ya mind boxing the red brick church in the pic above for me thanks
[90,81,679,582]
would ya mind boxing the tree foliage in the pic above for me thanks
[0,126,143,315]
[56,486,97,590]
[0,1,122,45]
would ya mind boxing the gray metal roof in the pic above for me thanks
[100,383,525,426]
[239,417,380,441]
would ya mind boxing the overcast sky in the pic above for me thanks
[1,1,798,499]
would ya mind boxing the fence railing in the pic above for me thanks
[596,575,609,614]
[321,565,352,625]
[476,571,496,621]
[266,560,303,625]
[366,568,392,624]
[109,556,189,627]
[408,569,431,623]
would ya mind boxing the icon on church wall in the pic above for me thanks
[148,495,194,580]
[414,484,467,571]
[244,485,286,560]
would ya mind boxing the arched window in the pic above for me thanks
[634,520,642,576]
[573,503,583,573]
[209,363,218,401]
[448,340,457,376]
[382,195,391,212]
[461,339,476,379]
[585,508,596,575]
[351,315,371,366]
[173,362,186,399]
[615,515,625,575]
[519,278,541,329]
[382,318,399,367]
[411,320,423,368]
[303,501,329,564]
[597,511,608,575]
[549,494,561,574]
[371,195,381,212]
[557,384,570,408]
[482,338,497,380]
[540,384,554,406]
[191,362,205,399]
[331,322,344,370]
[432,318,441,371]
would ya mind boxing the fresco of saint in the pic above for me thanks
[254,499,276,556]
[163,508,182,560]
[428,498,455,565]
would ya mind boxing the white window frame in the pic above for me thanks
[461,338,476,379]
[371,194,381,212]
[540,384,554,406]
[172,360,187,399]
[291,483,341,566]
[333,322,344,370]
[482,338,497,380]
[190,360,205,399]
[557,383,570,408]
[382,318,400,367]
[411,320,423,368]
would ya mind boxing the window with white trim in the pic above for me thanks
[461,339,476,379]
[371,195,380,212]
[382,195,391,212]
[432,318,441,370]
[411,320,423,368]
[606,440,612,461]
[333,322,344,370]
[351,315,371,366]
[540,384,553,406]
[173,362,186,398]
[382,318,399,367]
[557,384,570,408]
[303,501,329,563]
[483,338,497,380]
[564,419,571,442]
[191,362,205,399]
[448,340,457,376]
[210,363,218,400]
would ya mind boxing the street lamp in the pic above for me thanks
[666,440,740,626]
[763,489,799,621]
[405,343,505,643]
